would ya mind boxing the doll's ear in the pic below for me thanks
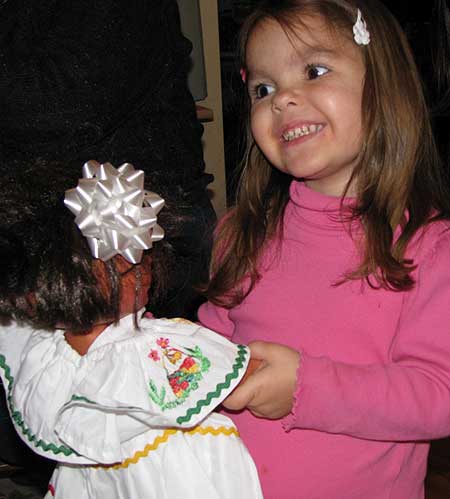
[91,258,111,301]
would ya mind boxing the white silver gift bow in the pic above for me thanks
[64,161,164,263]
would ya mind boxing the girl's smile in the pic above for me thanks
[246,15,365,197]
[278,120,326,149]
[281,122,325,143]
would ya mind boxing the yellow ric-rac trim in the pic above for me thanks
[98,426,239,471]
[169,317,194,324]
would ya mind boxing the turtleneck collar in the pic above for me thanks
[288,180,358,233]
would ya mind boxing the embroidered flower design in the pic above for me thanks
[167,350,182,364]
[148,349,160,361]
[167,356,203,398]
[148,338,211,410]
[180,357,199,373]
[157,338,170,348]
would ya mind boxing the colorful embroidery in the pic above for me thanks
[176,344,248,424]
[148,349,160,361]
[48,484,56,496]
[148,339,210,410]
[70,345,249,426]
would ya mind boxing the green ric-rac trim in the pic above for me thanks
[176,344,248,424]
[67,394,135,410]
[0,354,76,457]
[70,394,96,404]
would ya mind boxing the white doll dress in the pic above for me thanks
[0,312,263,499]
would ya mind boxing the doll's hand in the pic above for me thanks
[223,341,300,419]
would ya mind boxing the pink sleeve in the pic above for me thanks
[198,301,235,340]
[284,233,450,441]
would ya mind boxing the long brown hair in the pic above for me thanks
[205,0,450,307]
[0,159,172,331]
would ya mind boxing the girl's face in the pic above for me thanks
[246,15,365,197]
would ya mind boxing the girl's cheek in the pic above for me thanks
[250,110,268,147]
[250,108,261,134]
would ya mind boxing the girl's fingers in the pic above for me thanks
[248,340,272,360]
[223,341,300,417]
[247,340,301,418]
[223,344,267,410]
[222,382,255,410]
[222,362,264,410]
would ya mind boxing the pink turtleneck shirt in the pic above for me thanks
[198,181,450,499]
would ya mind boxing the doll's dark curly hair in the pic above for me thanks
[0,159,171,332]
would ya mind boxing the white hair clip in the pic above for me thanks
[64,160,165,264]
[353,9,370,46]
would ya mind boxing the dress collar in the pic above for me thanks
[88,308,146,350]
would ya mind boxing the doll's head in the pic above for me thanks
[0,160,164,332]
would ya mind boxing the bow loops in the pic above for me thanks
[64,160,164,263]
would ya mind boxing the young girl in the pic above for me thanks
[0,160,263,498]
[198,1,450,497]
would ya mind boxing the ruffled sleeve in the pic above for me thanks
[55,318,249,464]
[53,318,249,462]
[1,317,250,465]
[0,325,93,464]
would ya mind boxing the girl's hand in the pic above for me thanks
[223,341,300,419]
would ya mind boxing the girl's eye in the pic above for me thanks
[253,83,275,99]
[306,64,329,80]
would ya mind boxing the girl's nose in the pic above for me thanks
[272,88,299,113]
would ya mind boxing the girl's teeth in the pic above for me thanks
[282,124,323,141]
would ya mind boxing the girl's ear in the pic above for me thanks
[240,68,247,83]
